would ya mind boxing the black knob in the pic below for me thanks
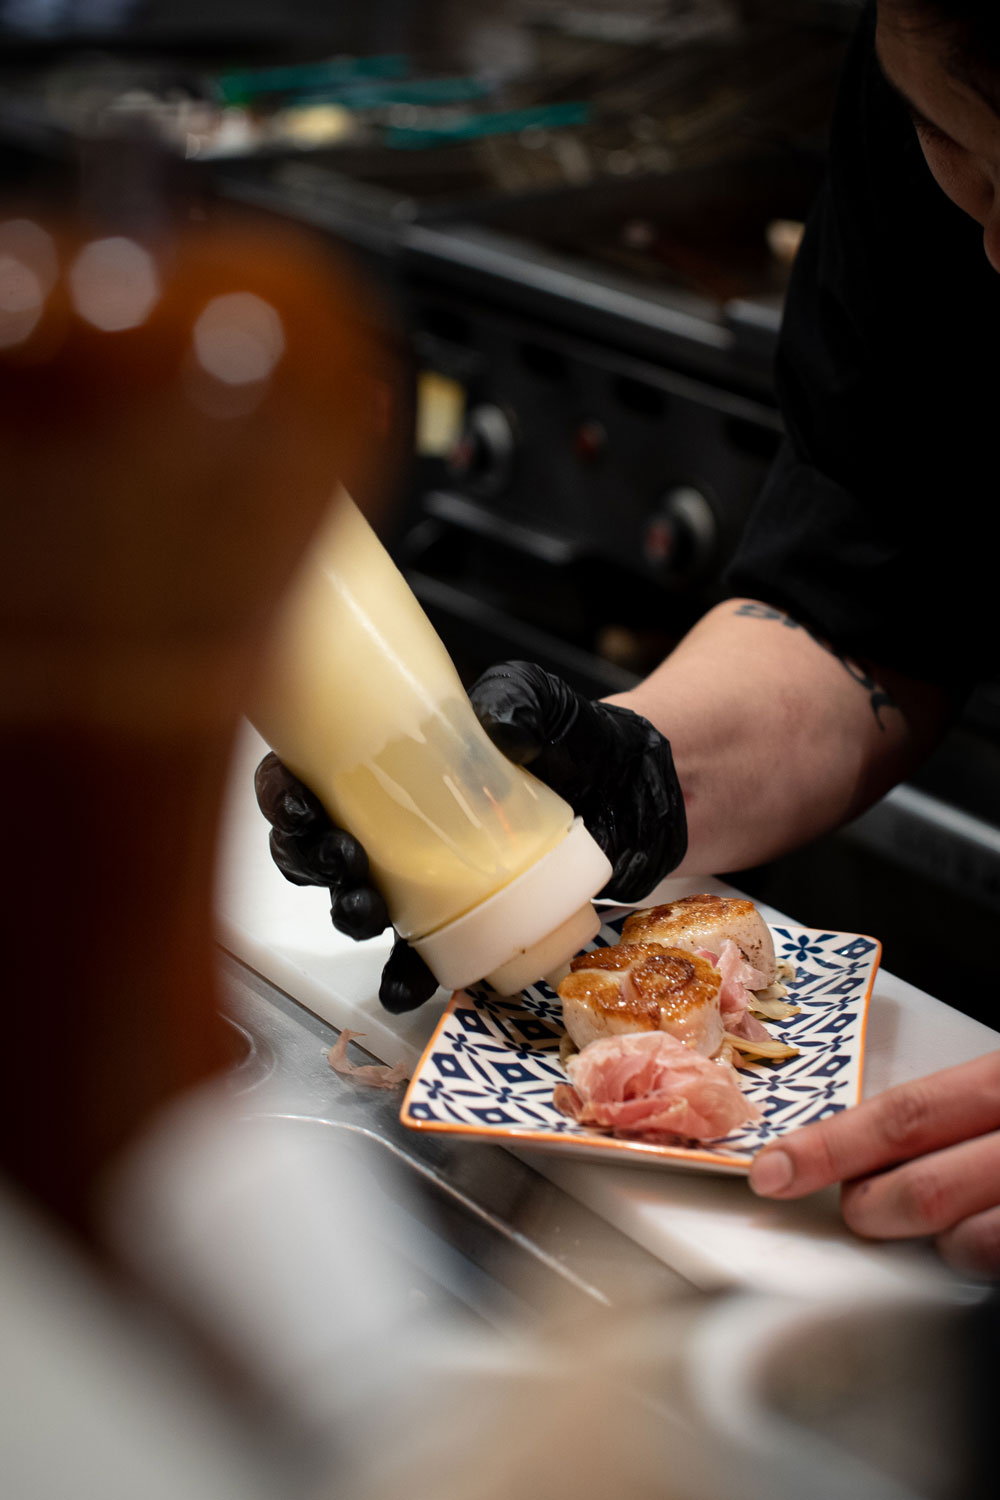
[643,486,718,578]
[447,404,515,498]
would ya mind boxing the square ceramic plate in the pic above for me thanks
[400,914,881,1174]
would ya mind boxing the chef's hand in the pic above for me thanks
[254,751,439,1013]
[469,661,687,899]
[748,1052,1000,1277]
[255,660,687,1013]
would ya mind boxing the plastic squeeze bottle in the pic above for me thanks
[249,493,612,994]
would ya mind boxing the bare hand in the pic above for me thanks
[748,1052,1000,1277]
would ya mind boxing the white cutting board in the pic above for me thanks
[215,722,999,1302]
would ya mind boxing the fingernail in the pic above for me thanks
[749,1149,793,1196]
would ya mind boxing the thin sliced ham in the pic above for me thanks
[698,939,773,1044]
[555,1030,761,1143]
[328,1029,410,1090]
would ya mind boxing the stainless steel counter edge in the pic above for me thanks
[219,950,692,1325]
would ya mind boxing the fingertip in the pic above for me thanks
[254,751,289,815]
[469,660,554,765]
[376,980,407,1014]
[268,828,319,886]
[378,981,435,1014]
[330,886,389,942]
[275,788,317,834]
[323,827,370,886]
[379,939,439,1013]
[255,754,321,833]
[748,1148,794,1197]
[937,1209,1000,1280]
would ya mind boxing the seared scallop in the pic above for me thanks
[558,942,724,1056]
[622,894,776,985]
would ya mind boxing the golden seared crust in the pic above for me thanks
[558,967,661,1030]
[567,941,666,974]
[630,949,720,1021]
[622,895,756,945]
[559,944,721,1037]
[621,894,776,984]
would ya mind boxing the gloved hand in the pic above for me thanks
[254,661,687,1013]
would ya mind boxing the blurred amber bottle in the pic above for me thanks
[0,133,402,1243]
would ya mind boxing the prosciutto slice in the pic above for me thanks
[327,1030,410,1089]
[554,1030,761,1142]
[698,939,773,1043]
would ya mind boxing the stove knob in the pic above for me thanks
[643,486,718,578]
[447,403,515,497]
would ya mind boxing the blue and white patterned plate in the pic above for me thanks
[400,915,881,1174]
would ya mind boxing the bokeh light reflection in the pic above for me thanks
[192,293,285,387]
[0,219,57,348]
[69,236,160,331]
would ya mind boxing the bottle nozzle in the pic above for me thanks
[411,819,612,995]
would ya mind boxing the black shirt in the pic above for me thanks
[725,1,1000,692]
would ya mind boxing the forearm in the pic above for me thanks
[607,598,953,877]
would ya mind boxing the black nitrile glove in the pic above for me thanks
[468,661,686,902]
[254,661,686,1013]
[253,752,438,1014]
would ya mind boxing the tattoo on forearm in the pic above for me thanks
[733,603,895,729]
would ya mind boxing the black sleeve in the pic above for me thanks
[724,0,1000,691]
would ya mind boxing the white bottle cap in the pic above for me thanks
[411,818,613,995]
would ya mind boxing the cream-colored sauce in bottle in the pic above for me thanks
[250,493,577,942]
